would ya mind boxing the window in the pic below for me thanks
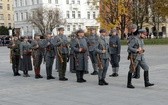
[0,14,4,20]
[15,0,17,7]
[67,25,70,31]
[0,23,5,26]
[87,12,90,19]
[25,0,27,5]
[8,23,11,27]
[20,0,23,6]
[48,0,51,3]
[73,25,76,31]
[0,3,3,9]
[66,11,70,18]
[37,0,39,4]
[32,0,34,5]
[78,25,81,29]
[55,0,58,4]
[78,11,81,18]
[77,0,80,4]
[8,0,10,2]
[72,11,75,18]
[8,14,11,20]
[25,12,28,20]
[16,13,19,21]
[7,4,10,10]
[93,12,96,19]
[72,0,75,4]
[66,0,69,4]
[21,13,24,21]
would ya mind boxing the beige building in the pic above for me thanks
[0,0,14,27]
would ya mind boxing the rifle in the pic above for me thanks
[57,36,64,63]
[129,54,136,73]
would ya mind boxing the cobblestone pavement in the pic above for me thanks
[0,45,168,105]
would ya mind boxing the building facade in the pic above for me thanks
[14,0,100,36]
[0,0,14,27]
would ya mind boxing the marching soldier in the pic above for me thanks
[71,29,88,83]
[87,27,99,75]
[127,29,154,89]
[19,36,33,77]
[95,29,110,86]
[8,35,21,76]
[42,33,55,80]
[127,24,141,79]
[109,29,121,77]
[52,27,69,81]
[31,34,43,79]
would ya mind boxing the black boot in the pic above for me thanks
[102,79,108,85]
[98,79,104,86]
[127,72,135,89]
[76,71,82,83]
[132,67,140,79]
[144,71,154,87]
[80,71,86,82]
[91,71,98,75]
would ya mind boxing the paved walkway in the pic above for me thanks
[0,45,168,105]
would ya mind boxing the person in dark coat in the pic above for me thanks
[41,33,55,80]
[8,35,21,76]
[31,34,44,79]
[109,29,121,77]
[19,36,33,77]
[71,29,88,83]
[95,29,110,86]
[52,27,69,81]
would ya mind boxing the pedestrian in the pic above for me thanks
[31,34,44,79]
[52,27,69,81]
[71,29,88,83]
[127,24,141,79]
[95,29,110,86]
[127,29,154,89]
[42,33,55,80]
[8,35,21,76]
[87,27,99,75]
[19,36,33,77]
[109,29,121,77]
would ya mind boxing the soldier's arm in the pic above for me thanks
[128,39,138,53]
[52,36,62,46]
[71,39,80,52]
[95,44,104,54]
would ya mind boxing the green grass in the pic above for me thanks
[121,38,168,45]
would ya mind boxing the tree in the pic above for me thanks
[0,26,9,35]
[28,7,66,35]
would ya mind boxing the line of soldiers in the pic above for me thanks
[8,25,154,88]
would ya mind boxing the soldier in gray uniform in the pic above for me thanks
[127,24,141,79]
[52,27,69,81]
[19,36,33,77]
[31,34,44,79]
[127,29,154,88]
[109,29,121,77]
[71,29,88,83]
[87,28,99,75]
[8,35,21,76]
[41,33,55,80]
[95,29,110,86]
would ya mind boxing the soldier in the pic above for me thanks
[127,29,154,89]
[19,36,33,77]
[31,34,43,79]
[8,35,21,76]
[95,29,110,86]
[71,29,88,83]
[52,27,69,81]
[109,29,121,77]
[87,27,99,75]
[42,33,55,80]
[127,24,141,79]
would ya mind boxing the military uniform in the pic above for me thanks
[69,38,76,73]
[31,39,44,79]
[109,32,121,77]
[19,41,33,77]
[52,34,69,81]
[71,35,88,83]
[41,38,55,80]
[87,33,99,75]
[127,29,154,88]
[95,29,110,85]
[8,39,21,76]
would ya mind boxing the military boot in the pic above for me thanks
[80,71,86,82]
[132,66,140,79]
[98,79,104,86]
[76,71,82,83]
[127,72,135,89]
[144,71,154,87]
[102,79,109,85]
